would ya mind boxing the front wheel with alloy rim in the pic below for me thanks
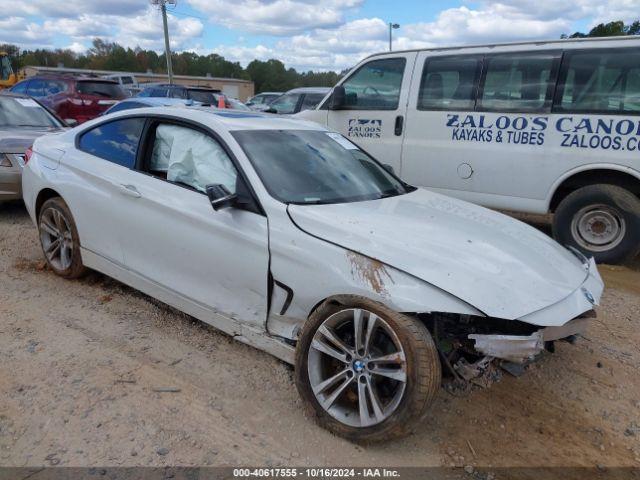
[295,297,441,442]
[553,184,640,265]
[38,197,87,279]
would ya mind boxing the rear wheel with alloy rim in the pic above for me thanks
[38,197,87,279]
[295,296,441,442]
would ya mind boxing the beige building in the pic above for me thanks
[22,66,255,101]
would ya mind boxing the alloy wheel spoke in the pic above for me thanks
[45,238,61,254]
[357,377,385,426]
[353,309,365,354]
[311,338,349,364]
[365,376,385,422]
[41,218,59,237]
[53,210,65,234]
[319,375,353,410]
[312,368,350,395]
[363,313,378,356]
[369,366,407,383]
[316,324,353,357]
[60,243,71,268]
[369,351,405,365]
[46,241,61,261]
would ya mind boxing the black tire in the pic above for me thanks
[38,197,87,279]
[553,184,640,265]
[295,296,441,442]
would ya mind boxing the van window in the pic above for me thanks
[418,56,481,110]
[557,49,640,113]
[268,93,300,114]
[341,58,406,110]
[479,53,558,112]
[79,118,145,168]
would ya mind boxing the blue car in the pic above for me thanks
[103,97,198,115]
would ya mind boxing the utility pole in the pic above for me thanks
[388,23,400,52]
[151,0,176,84]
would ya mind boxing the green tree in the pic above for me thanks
[566,19,640,38]
[10,38,348,93]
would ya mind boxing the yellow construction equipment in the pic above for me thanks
[0,52,23,89]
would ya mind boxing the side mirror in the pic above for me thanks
[329,86,346,110]
[64,118,78,127]
[206,184,237,211]
[264,107,277,114]
[382,164,395,174]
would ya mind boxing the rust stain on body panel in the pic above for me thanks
[346,251,394,295]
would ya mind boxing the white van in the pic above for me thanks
[297,36,640,264]
[102,74,140,96]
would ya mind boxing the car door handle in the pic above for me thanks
[394,115,404,136]
[118,184,141,198]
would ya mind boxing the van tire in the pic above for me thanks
[553,184,640,265]
[295,296,441,442]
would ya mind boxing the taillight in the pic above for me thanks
[24,147,33,164]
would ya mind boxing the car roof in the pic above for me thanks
[285,87,331,94]
[0,91,31,99]
[106,106,328,132]
[142,84,220,91]
[121,97,194,106]
[255,92,283,95]
[24,75,118,83]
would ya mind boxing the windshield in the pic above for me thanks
[77,81,125,98]
[187,89,220,104]
[0,96,61,128]
[233,129,412,205]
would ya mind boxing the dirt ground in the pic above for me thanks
[1,200,639,471]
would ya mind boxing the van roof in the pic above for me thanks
[366,35,640,60]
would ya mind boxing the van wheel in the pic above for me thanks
[295,296,441,442]
[38,197,87,278]
[553,184,640,265]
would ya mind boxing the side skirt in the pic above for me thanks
[81,248,295,364]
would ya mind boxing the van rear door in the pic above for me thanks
[325,53,417,172]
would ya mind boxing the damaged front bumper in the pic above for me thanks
[468,257,603,364]
[468,316,591,363]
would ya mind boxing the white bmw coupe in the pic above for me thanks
[22,107,603,441]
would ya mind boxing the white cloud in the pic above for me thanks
[39,7,204,51]
[0,17,53,47]
[2,0,639,73]
[0,0,147,18]
[187,0,363,35]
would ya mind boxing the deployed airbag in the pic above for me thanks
[153,124,237,193]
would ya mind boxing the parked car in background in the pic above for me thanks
[102,73,140,96]
[137,84,251,110]
[246,91,283,111]
[264,87,330,115]
[138,84,224,105]
[22,106,603,441]
[10,75,126,124]
[297,36,640,264]
[103,97,198,115]
[0,92,65,201]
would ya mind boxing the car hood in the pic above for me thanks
[288,188,589,320]
[0,127,61,153]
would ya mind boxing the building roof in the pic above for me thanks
[24,65,253,84]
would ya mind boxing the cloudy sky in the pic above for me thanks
[1,0,639,71]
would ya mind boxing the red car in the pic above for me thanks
[10,76,127,124]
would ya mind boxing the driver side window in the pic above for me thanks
[341,58,406,110]
[146,123,237,194]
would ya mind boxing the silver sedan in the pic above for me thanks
[0,93,65,202]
